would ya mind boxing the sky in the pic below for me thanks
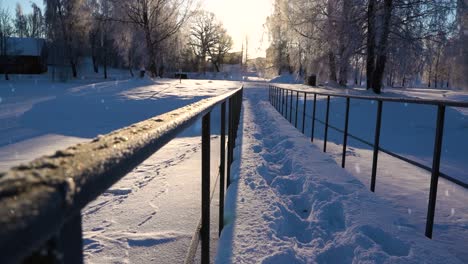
[1,0,42,14]
[202,0,273,58]
[2,0,273,58]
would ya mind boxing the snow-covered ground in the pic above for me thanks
[0,77,239,171]
[0,76,240,263]
[1,73,467,263]
[261,82,468,261]
[217,83,464,263]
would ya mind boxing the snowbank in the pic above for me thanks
[216,84,461,263]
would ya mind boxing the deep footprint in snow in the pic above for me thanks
[272,203,313,244]
[316,200,346,235]
[253,133,263,140]
[252,145,262,153]
[256,163,276,185]
[271,176,305,195]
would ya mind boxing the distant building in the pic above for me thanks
[0,37,47,74]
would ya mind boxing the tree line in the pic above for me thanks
[0,0,233,79]
[266,0,467,93]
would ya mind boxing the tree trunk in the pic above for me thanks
[371,0,393,94]
[366,0,376,90]
[104,59,107,79]
[328,51,337,82]
[128,51,134,77]
[428,64,432,87]
[71,60,77,78]
[214,62,220,72]
[144,26,157,77]
[434,46,441,89]
[92,55,99,73]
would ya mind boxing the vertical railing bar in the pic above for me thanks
[269,86,271,103]
[425,104,446,239]
[57,213,84,264]
[370,100,383,192]
[302,93,307,134]
[201,112,211,264]
[324,96,330,152]
[275,87,278,110]
[281,89,285,116]
[311,94,317,142]
[342,98,350,168]
[289,90,293,122]
[295,91,299,127]
[218,102,226,236]
[276,87,279,110]
[227,98,233,188]
[277,87,279,110]
[285,90,289,118]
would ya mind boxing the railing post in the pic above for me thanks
[324,96,330,152]
[342,98,350,168]
[311,94,317,142]
[285,90,289,118]
[25,213,84,264]
[227,98,233,188]
[276,87,279,109]
[201,112,211,264]
[302,93,307,134]
[275,87,278,110]
[295,91,299,127]
[219,102,226,236]
[269,86,272,103]
[425,105,446,239]
[370,100,383,192]
[281,89,285,116]
[289,90,293,122]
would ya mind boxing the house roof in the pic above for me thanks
[6,37,46,56]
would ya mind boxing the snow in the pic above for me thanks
[0,75,240,263]
[217,83,463,263]
[1,73,467,263]
[6,37,45,56]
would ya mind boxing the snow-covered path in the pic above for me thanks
[267,83,468,261]
[217,83,462,263]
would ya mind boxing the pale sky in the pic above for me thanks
[2,0,273,58]
[202,0,273,58]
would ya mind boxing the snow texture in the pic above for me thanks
[216,83,462,263]
[1,73,466,263]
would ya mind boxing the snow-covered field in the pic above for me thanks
[0,74,467,263]
[0,76,239,263]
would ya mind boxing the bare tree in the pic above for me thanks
[208,26,233,72]
[0,7,13,80]
[189,11,232,73]
[189,11,217,73]
[118,0,194,77]
[14,3,27,37]
[27,3,45,38]
[45,0,91,78]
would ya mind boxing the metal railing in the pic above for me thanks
[268,85,468,239]
[0,86,244,264]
